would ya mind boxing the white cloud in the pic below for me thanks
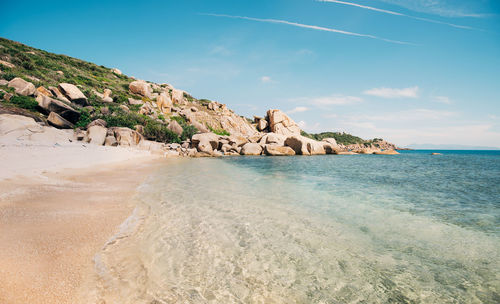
[288,106,309,114]
[363,86,419,98]
[309,95,363,106]
[318,0,475,30]
[202,13,413,45]
[345,109,457,122]
[377,0,488,18]
[210,45,231,56]
[260,76,272,83]
[433,96,452,104]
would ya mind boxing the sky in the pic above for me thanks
[1,0,500,148]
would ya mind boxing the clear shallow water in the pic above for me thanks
[92,151,500,303]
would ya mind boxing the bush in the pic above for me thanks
[9,95,38,111]
[2,72,16,81]
[75,109,91,129]
[21,60,35,70]
[102,111,145,129]
[181,124,197,141]
[143,121,180,143]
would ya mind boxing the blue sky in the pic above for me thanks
[2,0,500,147]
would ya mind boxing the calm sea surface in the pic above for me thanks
[92,150,500,303]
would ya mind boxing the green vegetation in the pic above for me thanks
[301,131,366,145]
[207,125,230,136]
[8,95,38,111]
[180,125,197,141]
[74,109,91,129]
[143,122,180,143]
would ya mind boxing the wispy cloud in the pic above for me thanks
[288,106,309,114]
[318,0,476,30]
[377,0,489,18]
[309,95,363,106]
[364,86,419,98]
[433,96,452,104]
[201,13,414,45]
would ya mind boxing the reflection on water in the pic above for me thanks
[90,153,500,303]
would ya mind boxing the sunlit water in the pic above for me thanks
[90,151,500,303]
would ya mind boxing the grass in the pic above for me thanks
[8,95,38,111]
[301,131,368,146]
[207,125,230,136]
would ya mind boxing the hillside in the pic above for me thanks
[0,37,399,156]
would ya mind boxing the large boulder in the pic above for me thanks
[105,135,118,146]
[228,135,248,147]
[240,142,263,155]
[35,94,80,123]
[257,119,268,131]
[156,93,173,114]
[374,150,400,155]
[111,127,143,146]
[171,88,185,104]
[0,114,73,145]
[48,86,70,102]
[190,120,209,133]
[36,86,53,97]
[129,80,152,97]
[8,77,36,96]
[260,132,286,146]
[58,83,88,106]
[192,132,219,151]
[167,120,183,136]
[264,144,295,156]
[266,109,301,136]
[86,119,107,129]
[47,112,74,129]
[86,125,107,145]
[285,135,326,155]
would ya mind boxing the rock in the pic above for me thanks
[156,93,173,114]
[135,125,144,134]
[264,144,296,156]
[110,127,143,146]
[0,79,8,86]
[0,114,73,145]
[284,135,325,155]
[47,112,74,129]
[212,150,223,157]
[36,86,53,97]
[336,151,358,155]
[56,70,64,76]
[75,129,85,141]
[322,138,338,147]
[431,152,442,155]
[228,135,248,147]
[119,104,129,112]
[190,106,198,112]
[247,133,263,143]
[0,60,15,68]
[167,120,183,136]
[257,119,268,131]
[128,98,143,105]
[266,109,301,136]
[86,125,107,145]
[181,141,190,149]
[48,86,70,102]
[192,132,219,151]
[58,83,88,106]
[171,88,185,104]
[190,120,209,133]
[240,143,263,155]
[105,135,118,146]
[129,80,152,97]
[102,96,113,103]
[207,102,215,110]
[8,77,36,96]
[100,107,109,115]
[374,150,400,155]
[3,92,13,101]
[86,119,107,129]
[36,94,80,123]
[220,143,233,153]
[139,103,152,115]
[263,133,286,146]
[112,68,122,75]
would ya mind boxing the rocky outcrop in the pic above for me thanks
[240,143,262,155]
[129,80,152,98]
[47,112,74,129]
[86,119,107,129]
[8,78,36,96]
[266,109,301,136]
[156,93,173,114]
[264,144,295,156]
[192,133,219,154]
[167,120,183,136]
[48,86,70,102]
[110,127,143,146]
[373,150,400,155]
[58,83,88,106]
[87,125,107,145]
[36,86,53,97]
[35,94,80,123]
[284,135,326,155]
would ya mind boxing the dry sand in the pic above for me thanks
[0,127,163,303]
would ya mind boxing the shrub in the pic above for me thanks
[21,60,35,70]
[9,95,38,111]
[0,91,4,99]
[181,124,197,141]
[171,115,187,125]
[102,111,145,129]
[75,109,92,129]
[143,121,180,143]
[2,72,16,81]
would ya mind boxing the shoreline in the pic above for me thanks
[0,153,161,304]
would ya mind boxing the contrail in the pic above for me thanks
[201,13,415,45]
[317,0,476,30]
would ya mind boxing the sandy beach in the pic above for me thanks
[0,142,160,303]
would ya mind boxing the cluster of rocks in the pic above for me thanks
[1,73,399,158]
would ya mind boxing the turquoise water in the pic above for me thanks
[92,151,500,303]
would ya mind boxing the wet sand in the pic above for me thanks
[0,158,160,304]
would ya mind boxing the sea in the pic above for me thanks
[90,150,500,303]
